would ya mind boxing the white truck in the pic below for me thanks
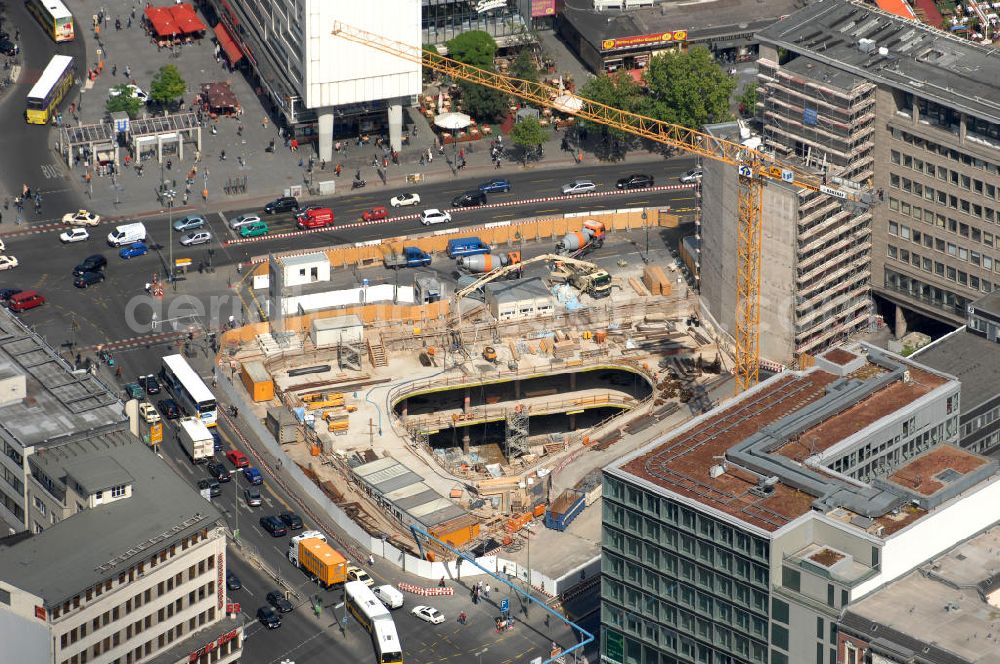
[107,222,147,247]
[177,417,213,463]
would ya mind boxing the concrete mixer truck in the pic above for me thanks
[456,251,521,274]
[555,220,606,257]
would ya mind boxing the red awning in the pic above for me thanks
[874,0,917,19]
[170,3,206,34]
[626,69,645,84]
[213,22,243,64]
[144,6,179,37]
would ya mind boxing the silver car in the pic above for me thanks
[680,167,703,184]
[561,180,597,195]
[173,215,205,232]
[180,231,211,246]
[229,213,262,230]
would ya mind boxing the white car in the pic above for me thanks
[679,167,703,184]
[228,213,261,230]
[346,566,374,587]
[0,256,18,270]
[419,209,451,225]
[390,192,421,208]
[62,210,101,226]
[60,228,90,243]
[180,231,211,246]
[138,402,161,424]
[411,605,445,624]
[561,180,597,195]
[108,83,149,104]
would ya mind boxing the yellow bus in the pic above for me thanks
[26,55,75,125]
[345,581,403,663]
[26,0,75,42]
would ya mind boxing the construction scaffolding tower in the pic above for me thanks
[337,339,362,371]
[505,404,529,461]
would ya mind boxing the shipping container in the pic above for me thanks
[544,489,586,531]
[240,361,274,402]
[291,536,347,588]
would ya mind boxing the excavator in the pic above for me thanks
[453,253,613,302]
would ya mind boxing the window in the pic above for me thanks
[111,485,126,498]
[772,598,789,624]
[827,584,835,607]
[782,567,800,592]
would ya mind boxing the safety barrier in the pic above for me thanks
[398,582,455,596]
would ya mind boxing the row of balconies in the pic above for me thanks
[796,257,871,309]
[799,230,871,272]
[797,242,871,286]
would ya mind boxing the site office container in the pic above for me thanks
[240,360,274,402]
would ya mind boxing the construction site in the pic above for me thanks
[217,207,733,592]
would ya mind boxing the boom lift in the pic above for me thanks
[331,23,874,392]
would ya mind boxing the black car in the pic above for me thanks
[616,174,655,189]
[207,462,231,482]
[266,591,294,614]
[259,515,287,537]
[264,196,299,214]
[226,571,241,590]
[72,254,107,277]
[0,37,17,57]
[138,374,160,395]
[451,190,487,207]
[73,271,106,288]
[0,289,22,306]
[279,512,303,530]
[158,398,181,419]
[257,605,281,629]
[197,478,222,497]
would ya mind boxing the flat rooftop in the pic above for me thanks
[612,343,956,532]
[781,55,870,93]
[841,525,1000,664]
[0,435,222,607]
[915,327,1000,414]
[0,309,125,448]
[968,288,1000,320]
[353,457,468,529]
[757,0,1000,123]
[561,0,805,49]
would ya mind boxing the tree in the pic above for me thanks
[445,31,497,69]
[106,85,143,118]
[510,116,548,163]
[738,83,758,118]
[579,71,644,160]
[422,44,440,84]
[640,46,735,130]
[458,81,508,123]
[149,64,186,107]
[511,48,539,83]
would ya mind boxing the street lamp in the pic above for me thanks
[231,468,239,540]
[642,210,649,263]
[163,190,176,288]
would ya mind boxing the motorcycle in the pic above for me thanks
[352,178,366,190]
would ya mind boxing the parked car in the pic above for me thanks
[73,271,105,288]
[118,242,148,259]
[279,512,303,530]
[158,398,181,419]
[60,228,90,243]
[347,566,374,587]
[62,210,101,226]
[239,221,269,238]
[389,192,420,208]
[226,571,241,590]
[138,402,160,424]
[124,382,144,400]
[173,215,205,232]
[244,487,262,507]
[616,173,654,189]
[561,180,597,195]
[242,466,263,485]
[0,289,22,306]
[72,254,107,277]
[108,83,149,103]
[0,255,17,271]
[8,291,45,312]
[180,231,211,246]
[138,374,160,395]
[263,197,298,214]
[419,209,451,225]
[229,213,262,230]
[478,178,511,193]
[259,516,287,537]
[266,591,294,613]
[226,449,250,468]
[679,167,703,184]
[197,478,222,497]
[451,190,487,207]
[361,206,388,222]
[411,605,445,624]
[211,429,222,452]
[0,35,17,57]
[257,605,281,629]
[207,462,230,482]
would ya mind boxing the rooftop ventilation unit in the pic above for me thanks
[859,38,877,53]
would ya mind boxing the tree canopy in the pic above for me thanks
[578,70,644,140]
[106,85,143,118]
[445,31,497,69]
[510,48,539,83]
[639,46,735,129]
[458,81,508,123]
[149,65,186,106]
[510,116,548,162]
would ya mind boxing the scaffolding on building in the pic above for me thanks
[504,404,529,461]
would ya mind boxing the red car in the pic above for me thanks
[361,206,388,222]
[296,207,335,229]
[226,449,250,468]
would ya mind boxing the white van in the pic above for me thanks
[372,584,403,609]
[107,222,147,247]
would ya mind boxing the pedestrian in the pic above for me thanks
[484,583,490,598]
[127,16,132,28]
[115,364,122,378]
[368,554,374,567]
[495,159,501,170]
[111,64,117,76]
[335,163,342,177]
[320,159,326,170]
[124,65,131,79]
[439,576,446,587]
[262,116,269,129]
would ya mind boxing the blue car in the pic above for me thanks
[211,429,222,452]
[119,242,148,259]
[242,467,263,485]
[478,178,511,194]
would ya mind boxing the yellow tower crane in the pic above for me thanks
[331,22,874,391]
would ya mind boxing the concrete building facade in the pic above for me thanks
[599,343,1000,664]
[0,440,237,664]
[754,0,1000,333]
[203,0,422,160]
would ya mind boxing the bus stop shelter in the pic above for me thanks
[58,122,118,169]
